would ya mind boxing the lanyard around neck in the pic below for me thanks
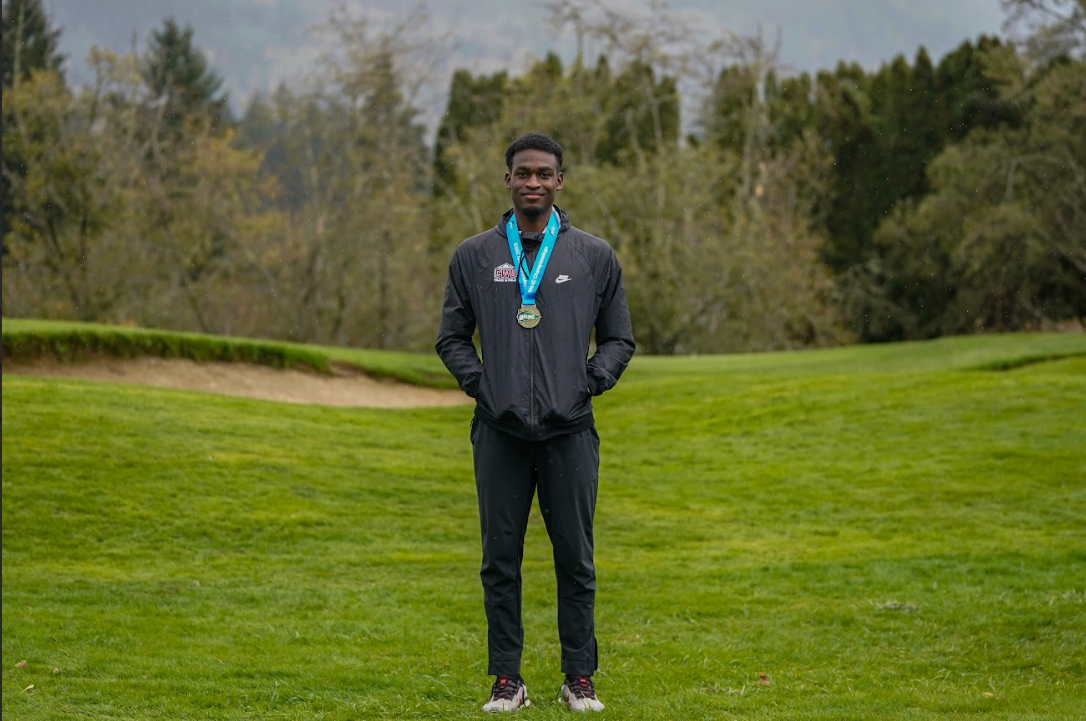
[505,210,560,306]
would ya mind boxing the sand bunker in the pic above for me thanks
[3,356,473,408]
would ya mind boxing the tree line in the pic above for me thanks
[3,0,1083,354]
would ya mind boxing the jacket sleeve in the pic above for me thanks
[435,248,483,398]
[587,246,635,396]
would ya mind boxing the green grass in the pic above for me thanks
[3,324,1085,719]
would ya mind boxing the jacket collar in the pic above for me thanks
[497,205,571,239]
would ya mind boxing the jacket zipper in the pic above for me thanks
[523,242,537,440]
[529,325,536,440]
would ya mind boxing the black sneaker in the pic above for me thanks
[560,675,605,712]
[482,674,531,713]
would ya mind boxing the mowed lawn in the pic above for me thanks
[3,331,1085,720]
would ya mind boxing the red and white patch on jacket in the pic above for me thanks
[493,263,517,282]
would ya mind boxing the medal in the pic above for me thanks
[517,304,542,328]
[506,210,560,330]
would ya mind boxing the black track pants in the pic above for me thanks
[471,420,600,676]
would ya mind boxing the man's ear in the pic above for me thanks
[555,172,564,191]
[504,172,512,189]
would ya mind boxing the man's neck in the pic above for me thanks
[515,206,552,234]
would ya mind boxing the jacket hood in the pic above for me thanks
[497,205,571,239]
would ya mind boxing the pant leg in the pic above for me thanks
[535,426,601,676]
[472,419,536,676]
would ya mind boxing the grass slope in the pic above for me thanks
[3,329,1085,719]
[2,318,459,390]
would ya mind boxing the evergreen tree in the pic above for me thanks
[141,17,230,129]
[817,42,1015,279]
[595,59,680,165]
[769,72,817,147]
[433,68,508,192]
[934,36,1018,140]
[236,87,298,208]
[2,0,65,252]
[1,0,63,88]
[813,61,878,272]
[703,65,758,153]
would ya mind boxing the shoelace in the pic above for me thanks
[491,675,521,701]
[565,675,597,699]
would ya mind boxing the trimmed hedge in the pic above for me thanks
[3,321,332,374]
[2,318,465,390]
[971,351,1086,371]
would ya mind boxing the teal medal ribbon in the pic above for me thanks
[506,210,559,328]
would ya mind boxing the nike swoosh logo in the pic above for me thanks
[556,275,571,284]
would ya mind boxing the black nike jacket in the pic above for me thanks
[436,206,636,441]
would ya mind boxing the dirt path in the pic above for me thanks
[3,356,473,408]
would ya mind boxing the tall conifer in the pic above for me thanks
[1,0,63,88]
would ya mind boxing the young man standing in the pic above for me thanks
[436,133,635,712]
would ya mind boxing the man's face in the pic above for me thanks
[505,149,563,218]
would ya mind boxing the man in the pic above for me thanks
[436,132,635,712]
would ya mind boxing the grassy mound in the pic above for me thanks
[2,318,459,389]
[3,328,1085,719]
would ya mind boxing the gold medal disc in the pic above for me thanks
[517,304,542,328]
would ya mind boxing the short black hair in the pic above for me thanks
[505,132,563,172]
